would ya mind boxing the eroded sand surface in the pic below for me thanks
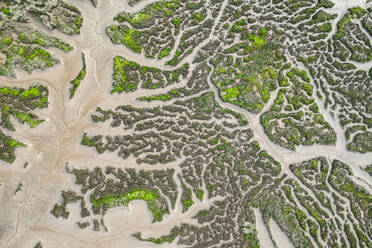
[0,0,226,247]
[0,0,371,247]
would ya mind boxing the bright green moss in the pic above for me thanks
[112,56,135,93]
[126,83,137,91]
[301,83,313,96]
[20,87,41,99]
[279,78,290,87]
[0,86,20,96]
[221,87,240,100]
[13,111,43,128]
[182,199,194,209]
[91,189,165,222]
[28,47,51,59]
[69,53,86,99]
[74,16,83,27]
[38,96,48,108]
[158,47,171,59]
[137,94,173,102]
[249,35,266,48]
[112,56,188,94]
[318,23,332,32]
[274,89,285,105]
[91,189,156,208]
[0,85,48,134]
[171,17,180,28]
[8,138,25,148]
[0,44,59,73]
[0,7,11,16]
[137,89,180,102]
[170,88,179,95]
[164,9,172,16]
[193,12,204,22]
[133,227,180,245]
[121,27,142,53]
[0,131,25,163]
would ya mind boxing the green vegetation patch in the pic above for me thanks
[0,84,48,163]
[109,0,213,61]
[112,55,189,94]
[52,166,175,229]
[260,67,336,150]
[106,25,142,53]
[0,131,25,163]
[347,131,372,153]
[51,191,82,219]
[333,9,372,63]
[91,189,158,209]
[137,93,173,102]
[212,28,284,113]
[0,42,59,76]
[0,18,74,76]
[14,23,73,52]
[69,53,86,99]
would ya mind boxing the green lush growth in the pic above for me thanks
[108,0,214,62]
[349,6,367,19]
[0,131,25,163]
[69,53,86,99]
[137,93,172,102]
[0,84,48,163]
[91,189,156,208]
[180,179,194,212]
[211,28,284,113]
[91,189,166,222]
[158,47,171,60]
[0,41,59,76]
[54,166,175,230]
[112,55,189,94]
[106,25,142,53]
[0,16,74,76]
